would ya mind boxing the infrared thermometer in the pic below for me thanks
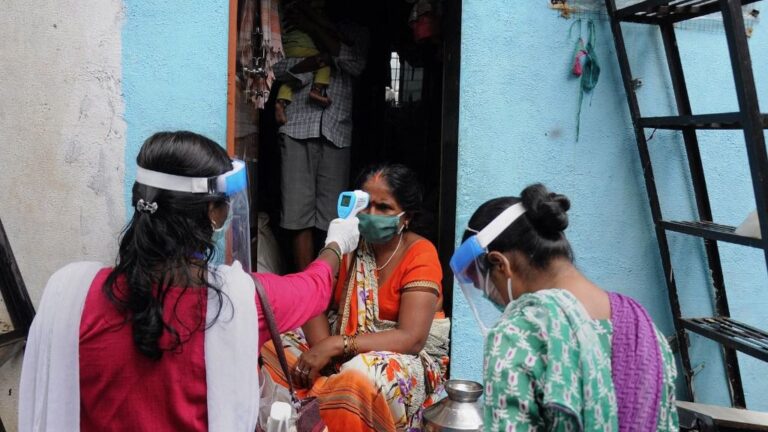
[337,190,370,219]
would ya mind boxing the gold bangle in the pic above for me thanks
[342,335,349,356]
[319,245,342,266]
[350,334,359,356]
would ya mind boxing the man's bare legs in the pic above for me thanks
[292,228,314,271]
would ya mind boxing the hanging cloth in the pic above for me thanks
[239,0,257,73]
[239,0,259,107]
[240,0,284,109]
[570,19,600,141]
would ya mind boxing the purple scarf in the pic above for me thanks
[608,292,664,431]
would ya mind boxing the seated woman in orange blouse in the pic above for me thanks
[262,164,450,432]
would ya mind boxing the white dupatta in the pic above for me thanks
[19,261,260,431]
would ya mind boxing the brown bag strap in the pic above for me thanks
[252,275,299,404]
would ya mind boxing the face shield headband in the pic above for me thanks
[135,160,248,198]
[134,160,252,272]
[450,202,526,336]
[450,202,527,285]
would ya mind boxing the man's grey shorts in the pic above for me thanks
[280,134,351,231]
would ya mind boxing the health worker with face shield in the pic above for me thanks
[451,184,679,432]
[19,131,360,432]
[261,163,450,432]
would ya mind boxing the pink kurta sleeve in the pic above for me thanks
[253,260,333,350]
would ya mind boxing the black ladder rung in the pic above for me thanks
[660,220,764,248]
[681,317,768,362]
[638,112,768,130]
[616,0,762,24]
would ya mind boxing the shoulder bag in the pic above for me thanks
[253,276,327,432]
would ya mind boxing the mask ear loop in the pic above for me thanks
[211,201,233,233]
[397,211,407,234]
[482,270,492,297]
[479,252,494,299]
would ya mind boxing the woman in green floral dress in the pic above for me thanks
[451,184,678,431]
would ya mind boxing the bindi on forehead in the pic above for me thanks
[364,173,391,194]
[371,170,385,184]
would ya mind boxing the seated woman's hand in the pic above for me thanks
[291,336,341,388]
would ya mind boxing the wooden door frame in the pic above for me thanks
[226,0,238,155]
[437,0,461,318]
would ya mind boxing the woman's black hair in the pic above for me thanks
[463,184,573,270]
[354,163,429,237]
[103,131,232,360]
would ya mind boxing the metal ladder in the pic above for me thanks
[604,0,768,408]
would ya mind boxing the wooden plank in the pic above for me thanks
[225,0,238,155]
[677,401,768,430]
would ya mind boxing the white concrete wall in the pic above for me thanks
[0,1,126,428]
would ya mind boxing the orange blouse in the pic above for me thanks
[333,239,445,322]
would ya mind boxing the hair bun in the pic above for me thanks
[520,184,570,236]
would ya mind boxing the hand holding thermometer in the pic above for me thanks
[337,190,370,219]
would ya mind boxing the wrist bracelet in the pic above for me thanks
[319,245,342,266]
[342,335,350,356]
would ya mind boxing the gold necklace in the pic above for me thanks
[376,232,404,271]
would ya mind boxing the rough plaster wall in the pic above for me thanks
[0,1,126,428]
[122,0,230,215]
[452,0,768,409]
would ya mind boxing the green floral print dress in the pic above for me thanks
[483,289,678,431]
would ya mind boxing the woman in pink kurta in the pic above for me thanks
[19,131,360,432]
[78,261,334,431]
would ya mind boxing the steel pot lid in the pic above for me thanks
[423,380,483,431]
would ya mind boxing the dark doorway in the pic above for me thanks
[230,0,460,316]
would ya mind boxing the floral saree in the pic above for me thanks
[262,240,450,432]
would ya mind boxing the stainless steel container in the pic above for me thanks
[423,379,484,432]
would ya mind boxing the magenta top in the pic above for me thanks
[253,261,333,350]
[79,260,333,431]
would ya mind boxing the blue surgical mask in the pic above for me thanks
[358,211,405,244]
[481,271,513,313]
[480,271,506,313]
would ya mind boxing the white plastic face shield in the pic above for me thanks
[135,159,252,273]
[449,202,526,335]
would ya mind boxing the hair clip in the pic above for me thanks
[136,199,158,214]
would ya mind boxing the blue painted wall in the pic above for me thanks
[452,1,768,409]
[116,0,768,409]
[122,0,230,215]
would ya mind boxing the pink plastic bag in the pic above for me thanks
[572,49,588,76]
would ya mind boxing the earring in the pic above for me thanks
[211,220,218,230]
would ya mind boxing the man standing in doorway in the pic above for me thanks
[273,2,368,270]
